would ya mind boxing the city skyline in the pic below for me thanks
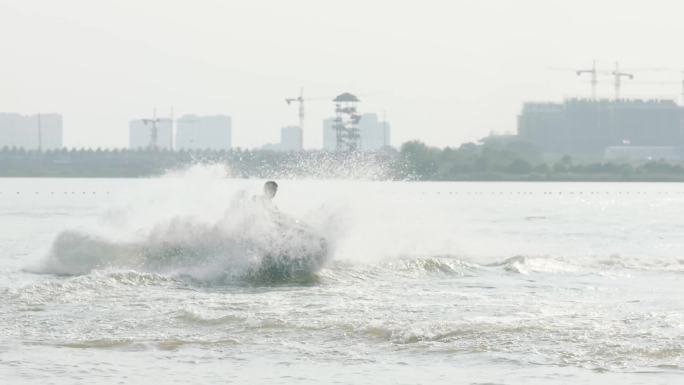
[2,1,684,150]
[0,110,393,151]
[0,96,397,150]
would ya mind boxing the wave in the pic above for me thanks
[490,254,684,275]
[490,255,581,274]
[5,270,177,306]
[318,253,684,284]
[32,245,683,292]
[174,309,244,326]
[53,337,241,350]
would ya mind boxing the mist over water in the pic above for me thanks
[1,168,684,384]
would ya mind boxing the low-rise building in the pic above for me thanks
[604,146,682,162]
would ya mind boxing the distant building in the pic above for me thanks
[260,126,303,152]
[280,126,302,151]
[518,99,684,156]
[604,146,682,162]
[176,115,231,151]
[322,113,391,151]
[0,113,62,150]
[129,118,173,149]
[359,113,391,150]
[322,118,336,151]
[479,134,519,146]
[260,142,282,151]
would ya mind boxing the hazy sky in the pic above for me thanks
[1,0,684,149]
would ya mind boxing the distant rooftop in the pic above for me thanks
[333,92,360,102]
[564,98,679,106]
[522,98,682,113]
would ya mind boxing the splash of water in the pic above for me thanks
[30,164,684,284]
[37,191,329,284]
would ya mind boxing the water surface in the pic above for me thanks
[1,176,683,384]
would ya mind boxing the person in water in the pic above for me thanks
[263,180,278,200]
[254,180,278,207]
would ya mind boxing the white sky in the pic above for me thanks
[1,0,683,149]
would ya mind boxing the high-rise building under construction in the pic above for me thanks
[518,99,684,157]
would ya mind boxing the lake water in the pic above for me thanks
[1,170,683,384]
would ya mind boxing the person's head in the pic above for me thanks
[263,180,278,199]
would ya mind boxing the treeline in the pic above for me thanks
[0,147,397,179]
[397,139,684,181]
[2,141,684,181]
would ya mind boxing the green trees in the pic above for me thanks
[397,137,543,180]
[395,140,684,181]
[398,141,439,180]
[2,143,684,180]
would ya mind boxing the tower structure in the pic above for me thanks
[332,92,361,151]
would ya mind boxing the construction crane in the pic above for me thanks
[285,88,329,148]
[141,109,161,150]
[550,61,610,99]
[628,70,684,105]
[550,61,635,100]
[576,61,599,100]
[285,88,306,134]
[612,62,634,100]
[673,70,684,105]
